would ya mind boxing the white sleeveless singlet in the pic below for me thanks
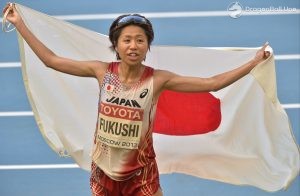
[92,62,157,180]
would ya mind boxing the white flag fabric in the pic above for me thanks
[15,4,299,192]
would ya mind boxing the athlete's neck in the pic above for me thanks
[118,62,144,84]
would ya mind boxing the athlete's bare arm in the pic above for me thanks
[3,3,108,80]
[153,43,270,99]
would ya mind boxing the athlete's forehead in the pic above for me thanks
[119,25,147,37]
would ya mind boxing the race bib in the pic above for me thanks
[96,102,144,149]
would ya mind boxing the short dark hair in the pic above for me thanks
[109,14,154,60]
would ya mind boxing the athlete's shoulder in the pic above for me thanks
[94,61,110,84]
[153,69,176,79]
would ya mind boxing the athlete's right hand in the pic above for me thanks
[2,2,22,26]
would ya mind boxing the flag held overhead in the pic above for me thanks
[14,3,299,192]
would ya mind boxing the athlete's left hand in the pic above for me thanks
[253,42,271,64]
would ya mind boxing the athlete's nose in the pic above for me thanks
[129,40,137,50]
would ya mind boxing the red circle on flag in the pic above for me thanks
[154,90,221,135]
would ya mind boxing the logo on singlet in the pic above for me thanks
[104,83,115,93]
[106,96,141,108]
[140,89,149,99]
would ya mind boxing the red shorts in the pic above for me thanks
[90,161,160,196]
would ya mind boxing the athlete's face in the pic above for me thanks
[116,25,149,66]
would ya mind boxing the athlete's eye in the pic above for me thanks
[137,39,144,43]
[123,39,130,43]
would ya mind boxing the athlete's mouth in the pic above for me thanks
[128,53,138,57]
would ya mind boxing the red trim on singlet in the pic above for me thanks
[108,62,154,82]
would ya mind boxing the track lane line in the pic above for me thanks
[0,54,299,68]
[0,104,299,117]
[1,10,299,22]
[0,164,79,170]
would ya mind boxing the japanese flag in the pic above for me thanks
[15,4,299,192]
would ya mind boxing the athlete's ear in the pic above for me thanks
[114,41,118,52]
[114,46,121,60]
